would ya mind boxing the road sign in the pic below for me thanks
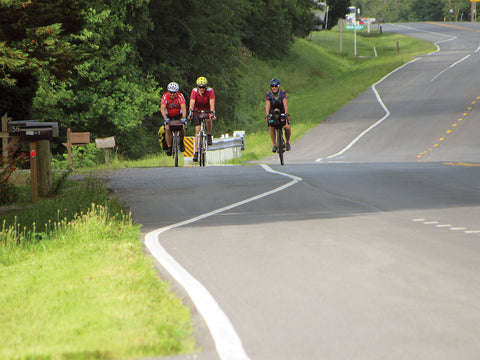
[346,24,364,30]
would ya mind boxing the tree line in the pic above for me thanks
[2,0,474,158]
[2,0,349,158]
[356,0,473,23]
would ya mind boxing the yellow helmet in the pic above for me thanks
[196,76,208,86]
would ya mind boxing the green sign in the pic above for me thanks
[346,24,364,30]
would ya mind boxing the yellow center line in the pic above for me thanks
[444,162,480,167]
[426,22,479,32]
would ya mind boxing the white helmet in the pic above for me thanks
[167,82,179,92]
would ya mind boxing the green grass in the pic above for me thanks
[0,27,436,360]
[0,180,196,360]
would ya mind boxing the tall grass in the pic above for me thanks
[0,180,196,359]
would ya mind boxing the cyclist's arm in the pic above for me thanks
[209,98,215,118]
[265,100,271,118]
[282,97,288,115]
[160,103,168,120]
[188,98,195,117]
[181,102,187,117]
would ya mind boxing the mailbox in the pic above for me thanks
[8,120,59,140]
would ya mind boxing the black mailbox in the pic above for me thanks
[8,121,59,140]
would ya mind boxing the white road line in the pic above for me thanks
[451,227,467,231]
[436,224,452,228]
[315,58,420,163]
[465,230,480,234]
[316,25,457,163]
[145,165,302,360]
[424,221,439,225]
[430,54,470,82]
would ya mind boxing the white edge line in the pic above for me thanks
[315,58,419,163]
[316,24,458,163]
[145,164,302,360]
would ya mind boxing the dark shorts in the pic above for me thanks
[191,112,210,127]
[167,117,184,132]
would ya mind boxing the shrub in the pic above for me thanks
[0,152,27,205]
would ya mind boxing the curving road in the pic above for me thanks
[109,23,480,360]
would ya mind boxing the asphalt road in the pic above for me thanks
[109,23,480,360]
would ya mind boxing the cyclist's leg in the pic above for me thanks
[180,126,185,140]
[206,117,213,134]
[179,126,186,152]
[269,125,276,144]
[165,124,173,147]
[284,123,291,142]
[193,124,201,161]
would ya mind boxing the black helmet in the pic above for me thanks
[269,78,281,86]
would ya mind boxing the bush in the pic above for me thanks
[0,152,27,205]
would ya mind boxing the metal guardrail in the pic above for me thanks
[209,132,245,151]
[184,131,245,165]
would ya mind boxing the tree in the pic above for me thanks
[326,0,351,29]
[31,1,163,157]
[0,0,85,119]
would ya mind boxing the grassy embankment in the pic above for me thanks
[0,28,435,360]
[236,28,436,162]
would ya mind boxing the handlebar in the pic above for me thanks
[190,110,214,121]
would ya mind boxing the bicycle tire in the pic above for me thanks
[277,127,284,166]
[198,134,205,167]
[173,133,179,167]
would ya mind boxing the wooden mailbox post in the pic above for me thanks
[95,136,116,166]
[63,128,91,169]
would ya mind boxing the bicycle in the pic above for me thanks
[268,109,287,166]
[192,110,213,167]
[168,119,185,167]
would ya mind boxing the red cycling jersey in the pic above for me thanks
[161,92,186,118]
[190,87,215,111]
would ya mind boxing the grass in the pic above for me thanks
[0,26,435,360]
[0,180,196,360]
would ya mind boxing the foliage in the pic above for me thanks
[0,152,27,205]
[1,0,329,159]
[354,0,472,22]
[326,0,351,29]
[52,142,99,169]
[0,0,86,119]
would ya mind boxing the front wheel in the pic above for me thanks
[198,135,205,167]
[172,133,179,167]
[276,127,284,166]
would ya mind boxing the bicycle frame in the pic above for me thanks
[269,110,287,166]
[169,120,184,167]
[193,110,213,167]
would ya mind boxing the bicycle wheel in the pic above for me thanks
[277,127,284,166]
[173,133,179,167]
[201,135,206,167]
[198,133,205,167]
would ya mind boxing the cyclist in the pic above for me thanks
[161,82,187,156]
[265,78,291,152]
[188,76,216,162]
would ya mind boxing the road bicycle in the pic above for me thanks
[192,110,213,167]
[169,119,185,167]
[268,109,287,166]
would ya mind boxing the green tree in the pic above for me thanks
[0,0,85,119]
[31,1,162,157]
[326,0,351,29]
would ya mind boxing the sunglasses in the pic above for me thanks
[198,86,206,89]
[169,91,177,94]
[271,85,279,88]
